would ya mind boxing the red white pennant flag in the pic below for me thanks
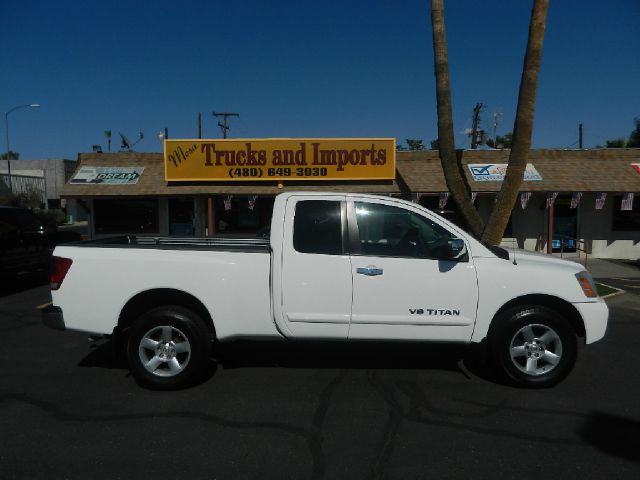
[439,192,450,209]
[595,193,607,210]
[570,192,582,209]
[471,192,478,204]
[520,192,531,209]
[224,195,233,211]
[248,195,257,211]
[621,193,634,211]
[546,192,558,209]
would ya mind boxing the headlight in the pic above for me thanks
[575,271,598,298]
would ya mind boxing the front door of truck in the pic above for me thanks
[279,196,351,338]
[348,199,478,342]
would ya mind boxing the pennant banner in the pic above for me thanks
[520,192,532,209]
[223,195,233,211]
[595,192,607,210]
[439,192,450,209]
[621,193,635,211]
[570,192,583,209]
[248,195,258,211]
[546,192,558,209]
[471,192,478,204]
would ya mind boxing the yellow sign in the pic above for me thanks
[164,138,396,182]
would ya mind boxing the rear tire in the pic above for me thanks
[488,306,578,388]
[127,306,212,390]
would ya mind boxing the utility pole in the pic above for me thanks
[212,111,239,139]
[578,123,583,149]
[470,103,483,149]
[492,111,502,147]
[207,111,239,238]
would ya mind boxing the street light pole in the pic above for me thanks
[4,103,41,192]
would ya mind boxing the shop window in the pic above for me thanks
[612,195,640,231]
[94,199,159,234]
[169,198,194,236]
[214,197,275,235]
[419,195,481,234]
[419,194,514,237]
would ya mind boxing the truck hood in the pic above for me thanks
[503,248,586,274]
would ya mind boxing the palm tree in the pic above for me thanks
[482,0,549,244]
[430,0,484,238]
[430,0,549,244]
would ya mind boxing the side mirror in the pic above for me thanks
[448,238,465,256]
[430,237,466,260]
[436,238,465,260]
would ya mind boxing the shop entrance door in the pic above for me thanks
[552,195,577,252]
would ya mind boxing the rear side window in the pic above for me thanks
[293,200,342,255]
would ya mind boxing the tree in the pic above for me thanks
[431,0,490,238]
[430,139,439,150]
[596,118,640,148]
[406,139,426,151]
[430,0,549,244]
[485,132,513,149]
[597,138,626,148]
[12,187,44,210]
[626,117,640,147]
[0,151,20,160]
[0,180,13,205]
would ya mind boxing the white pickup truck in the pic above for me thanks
[43,192,608,389]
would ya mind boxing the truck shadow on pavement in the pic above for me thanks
[580,412,640,463]
[78,338,497,384]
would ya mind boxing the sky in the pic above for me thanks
[1,0,639,160]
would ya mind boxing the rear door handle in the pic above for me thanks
[356,266,383,276]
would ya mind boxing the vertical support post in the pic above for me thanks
[207,197,215,236]
[546,201,554,254]
[5,111,12,192]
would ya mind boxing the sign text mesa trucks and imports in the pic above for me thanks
[43,193,608,389]
[164,138,396,181]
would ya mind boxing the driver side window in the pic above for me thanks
[354,202,453,258]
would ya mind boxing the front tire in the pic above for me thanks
[127,306,212,390]
[488,306,578,388]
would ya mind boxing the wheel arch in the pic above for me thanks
[486,294,585,341]
[116,288,216,340]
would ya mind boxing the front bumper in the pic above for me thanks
[42,305,66,330]
[574,299,609,344]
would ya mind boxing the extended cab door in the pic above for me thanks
[279,195,352,339]
[348,199,478,342]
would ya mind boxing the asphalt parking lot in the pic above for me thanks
[1,276,639,479]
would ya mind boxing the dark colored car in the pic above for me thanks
[0,207,80,279]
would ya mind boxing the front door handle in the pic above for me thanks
[356,266,383,276]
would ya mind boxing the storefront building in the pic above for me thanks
[61,143,640,260]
